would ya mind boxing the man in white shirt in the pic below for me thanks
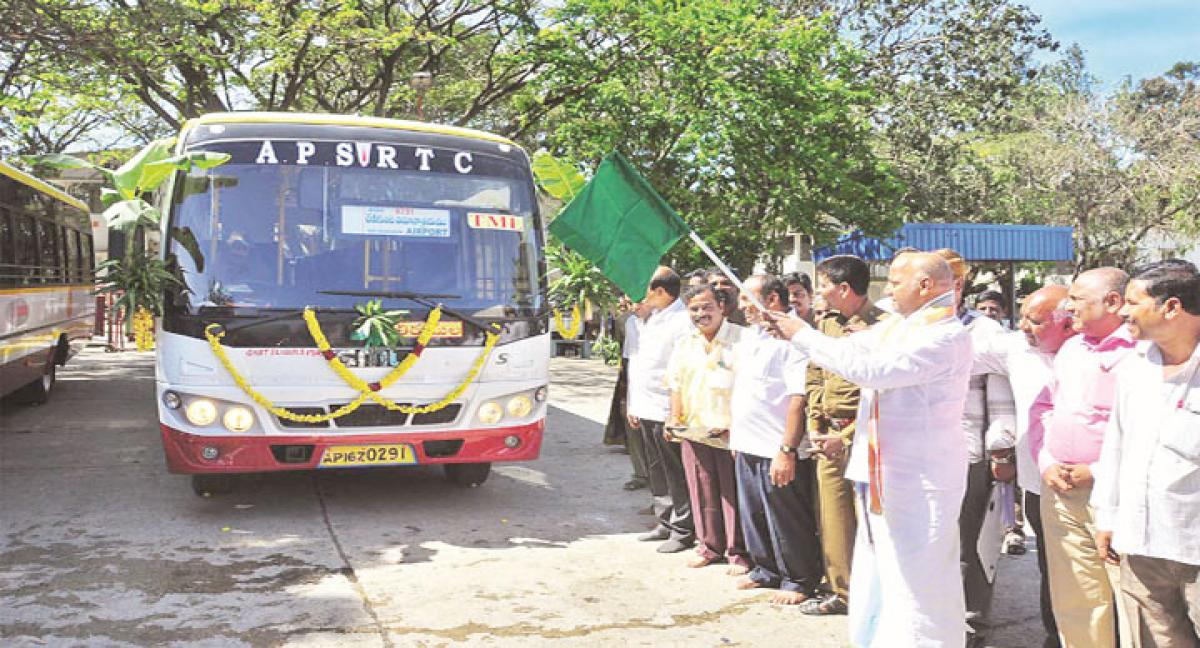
[626,266,696,553]
[973,284,1073,648]
[772,252,973,648]
[1094,260,1200,646]
[730,274,822,604]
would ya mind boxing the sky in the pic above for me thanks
[1022,0,1200,89]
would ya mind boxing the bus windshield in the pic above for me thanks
[166,147,542,320]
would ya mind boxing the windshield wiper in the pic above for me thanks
[317,289,461,300]
[317,289,501,334]
[207,306,356,335]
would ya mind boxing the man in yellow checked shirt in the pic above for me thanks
[771,252,973,647]
[665,283,751,571]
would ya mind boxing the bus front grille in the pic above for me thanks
[327,404,411,427]
[275,403,462,429]
[411,404,462,426]
[276,408,330,429]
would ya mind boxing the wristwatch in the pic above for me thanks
[779,444,798,456]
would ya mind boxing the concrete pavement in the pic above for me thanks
[0,348,1046,646]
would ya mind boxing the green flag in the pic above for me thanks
[548,153,690,301]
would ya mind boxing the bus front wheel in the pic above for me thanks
[444,463,491,488]
[10,361,55,405]
[192,474,237,497]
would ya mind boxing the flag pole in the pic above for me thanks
[687,230,770,314]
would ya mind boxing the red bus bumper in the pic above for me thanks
[159,420,544,474]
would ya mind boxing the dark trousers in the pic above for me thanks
[607,365,648,482]
[735,452,822,593]
[624,416,649,483]
[681,440,748,565]
[960,459,996,635]
[639,419,694,543]
[1025,490,1061,646]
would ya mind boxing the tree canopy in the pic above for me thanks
[969,52,1200,270]
[11,0,1187,275]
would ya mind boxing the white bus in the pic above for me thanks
[0,161,96,404]
[154,113,550,495]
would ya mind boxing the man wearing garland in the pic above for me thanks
[772,252,973,647]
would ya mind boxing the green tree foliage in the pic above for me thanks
[4,0,1064,274]
[770,0,1053,224]
[972,51,1200,270]
[3,0,546,139]
[531,0,901,274]
[1,6,165,154]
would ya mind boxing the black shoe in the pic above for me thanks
[638,528,670,542]
[623,478,648,491]
[656,538,693,553]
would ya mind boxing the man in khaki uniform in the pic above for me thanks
[802,254,887,616]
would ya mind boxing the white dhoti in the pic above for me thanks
[789,293,973,648]
[849,482,968,648]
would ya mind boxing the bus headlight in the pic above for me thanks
[477,401,503,425]
[185,399,219,426]
[506,395,533,418]
[222,406,255,433]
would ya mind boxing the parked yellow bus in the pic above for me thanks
[0,161,96,403]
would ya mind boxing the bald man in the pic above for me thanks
[934,249,1013,647]
[973,284,1075,647]
[772,253,974,648]
[1029,268,1136,648]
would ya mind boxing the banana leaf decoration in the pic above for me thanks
[531,150,587,204]
[350,300,409,350]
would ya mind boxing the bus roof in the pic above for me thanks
[182,112,521,149]
[0,160,90,213]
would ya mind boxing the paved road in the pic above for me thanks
[1,347,1046,646]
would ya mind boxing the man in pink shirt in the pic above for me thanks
[1029,267,1136,648]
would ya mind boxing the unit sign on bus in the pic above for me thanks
[467,212,524,232]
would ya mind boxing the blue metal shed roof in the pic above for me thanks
[813,223,1074,262]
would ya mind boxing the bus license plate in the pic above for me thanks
[319,444,417,468]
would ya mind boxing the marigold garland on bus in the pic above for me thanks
[205,305,499,420]
[303,307,500,414]
[553,303,582,339]
[205,324,372,423]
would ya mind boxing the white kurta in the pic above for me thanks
[626,299,693,421]
[972,331,1055,495]
[790,293,972,648]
